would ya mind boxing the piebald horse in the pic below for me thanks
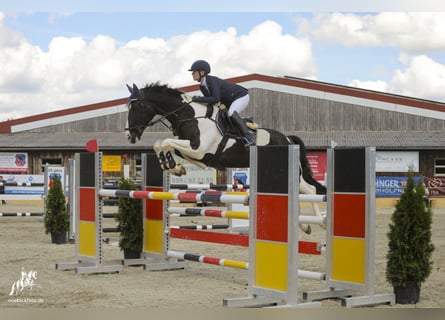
[125,83,326,233]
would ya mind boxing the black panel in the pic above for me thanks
[79,152,96,187]
[257,146,288,194]
[334,148,365,193]
[145,152,163,187]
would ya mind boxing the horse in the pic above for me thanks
[125,83,326,234]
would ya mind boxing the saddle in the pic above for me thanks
[213,104,258,140]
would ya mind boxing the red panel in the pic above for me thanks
[145,187,163,220]
[170,228,248,247]
[333,193,366,238]
[256,194,288,242]
[299,241,321,255]
[79,187,96,222]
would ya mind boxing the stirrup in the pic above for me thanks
[242,136,255,147]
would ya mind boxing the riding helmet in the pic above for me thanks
[188,60,211,74]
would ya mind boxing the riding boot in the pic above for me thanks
[230,111,255,147]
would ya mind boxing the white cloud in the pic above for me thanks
[307,12,445,102]
[0,18,315,121]
[390,54,445,101]
[349,54,445,102]
[303,12,445,53]
[1,12,445,123]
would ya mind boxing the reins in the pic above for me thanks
[126,98,212,134]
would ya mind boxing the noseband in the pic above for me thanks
[125,97,193,133]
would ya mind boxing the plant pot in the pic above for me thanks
[51,231,67,244]
[123,249,141,259]
[394,281,420,304]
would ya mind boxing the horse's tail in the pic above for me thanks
[287,135,327,195]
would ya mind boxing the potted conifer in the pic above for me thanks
[386,169,434,304]
[114,177,143,259]
[44,174,69,244]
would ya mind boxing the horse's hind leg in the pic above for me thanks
[298,173,327,234]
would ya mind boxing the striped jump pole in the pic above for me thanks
[99,189,249,205]
[171,224,229,230]
[167,207,249,220]
[55,152,123,275]
[167,206,325,252]
[170,183,249,191]
[166,251,325,280]
[0,212,44,217]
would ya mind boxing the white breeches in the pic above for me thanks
[228,94,250,117]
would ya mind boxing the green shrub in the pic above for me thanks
[114,177,143,252]
[386,170,434,287]
[44,175,69,234]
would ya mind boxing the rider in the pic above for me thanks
[188,59,255,147]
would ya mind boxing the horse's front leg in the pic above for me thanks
[153,140,169,170]
[152,139,187,176]
[159,138,208,176]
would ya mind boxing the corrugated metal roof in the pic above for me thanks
[294,131,445,149]
[0,131,443,151]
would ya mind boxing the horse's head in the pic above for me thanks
[125,83,157,144]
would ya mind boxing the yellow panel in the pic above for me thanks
[255,241,288,291]
[331,237,365,284]
[144,219,163,254]
[79,221,96,257]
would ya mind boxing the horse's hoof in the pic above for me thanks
[302,225,312,235]
[170,165,187,176]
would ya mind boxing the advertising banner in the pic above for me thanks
[376,151,419,172]
[2,174,44,194]
[0,153,28,173]
[307,151,327,182]
[102,155,122,172]
[424,176,445,196]
[376,176,423,197]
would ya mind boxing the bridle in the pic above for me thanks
[125,97,197,134]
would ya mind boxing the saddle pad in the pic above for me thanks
[256,129,270,146]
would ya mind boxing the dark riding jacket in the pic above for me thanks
[192,75,248,108]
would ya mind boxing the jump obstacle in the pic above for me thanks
[57,146,394,307]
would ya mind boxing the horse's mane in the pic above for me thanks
[143,82,184,99]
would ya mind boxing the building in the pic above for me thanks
[0,74,444,192]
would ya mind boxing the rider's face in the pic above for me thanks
[192,70,203,82]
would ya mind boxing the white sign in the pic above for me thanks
[0,153,28,173]
[45,166,66,194]
[231,168,250,229]
[169,164,216,184]
[376,151,419,172]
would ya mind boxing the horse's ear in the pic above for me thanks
[126,84,133,94]
[132,83,139,94]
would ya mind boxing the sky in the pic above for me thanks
[1,1,445,121]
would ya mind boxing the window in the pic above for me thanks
[434,158,445,176]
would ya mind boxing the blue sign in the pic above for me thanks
[233,172,247,185]
[376,176,422,197]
